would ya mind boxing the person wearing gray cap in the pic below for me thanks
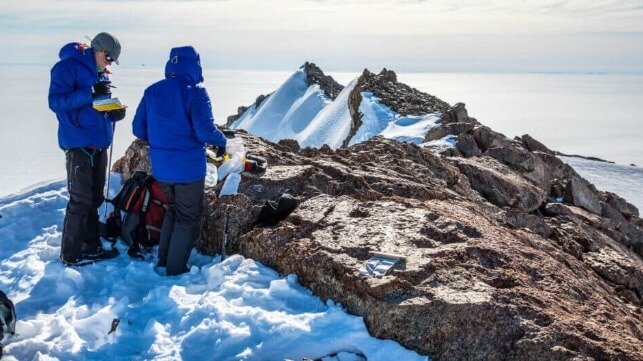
[48,32,126,266]
[91,32,121,68]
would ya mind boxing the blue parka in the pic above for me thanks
[49,43,115,149]
[132,46,227,183]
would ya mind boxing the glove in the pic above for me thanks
[108,108,126,122]
[92,81,112,98]
[214,145,226,158]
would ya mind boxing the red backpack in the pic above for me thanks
[111,171,171,258]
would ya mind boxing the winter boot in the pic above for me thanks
[81,245,120,263]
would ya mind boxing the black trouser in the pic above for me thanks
[61,148,107,262]
[157,179,205,276]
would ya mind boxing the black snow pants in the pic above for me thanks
[61,148,107,263]
[157,179,205,276]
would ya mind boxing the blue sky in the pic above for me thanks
[1,0,643,72]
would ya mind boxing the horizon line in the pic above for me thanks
[3,61,643,76]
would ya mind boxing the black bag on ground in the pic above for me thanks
[256,193,297,226]
[99,209,122,243]
[0,289,16,358]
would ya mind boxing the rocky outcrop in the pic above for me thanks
[417,100,639,227]
[116,130,643,360]
[348,68,451,118]
[438,102,476,124]
[564,176,602,214]
[112,139,151,177]
[555,151,615,164]
[301,61,344,100]
[520,134,555,155]
[453,156,546,212]
[343,68,453,148]
[354,68,451,117]
[114,65,643,360]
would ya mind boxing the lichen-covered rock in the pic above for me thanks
[352,69,451,117]
[111,139,151,177]
[504,209,553,238]
[445,121,476,135]
[602,191,640,219]
[423,126,448,142]
[115,131,643,360]
[114,63,643,360]
[485,146,551,190]
[301,61,344,100]
[454,156,546,212]
[520,134,555,155]
[473,126,511,152]
[455,133,483,158]
[564,176,603,214]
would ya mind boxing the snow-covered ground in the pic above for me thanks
[1,153,639,361]
[0,176,426,361]
[230,70,335,147]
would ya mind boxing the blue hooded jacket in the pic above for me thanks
[132,46,227,183]
[48,42,115,149]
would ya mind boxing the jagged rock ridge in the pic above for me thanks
[350,68,451,117]
[228,63,452,149]
[301,61,344,100]
[114,64,643,360]
[344,68,453,147]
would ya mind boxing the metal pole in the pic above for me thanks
[221,204,229,261]
[103,121,116,219]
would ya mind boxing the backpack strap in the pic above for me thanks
[141,188,151,213]
[130,188,151,256]
[124,186,143,211]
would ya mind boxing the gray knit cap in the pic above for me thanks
[91,32,121,64]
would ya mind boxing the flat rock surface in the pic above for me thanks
[115,130,643,360]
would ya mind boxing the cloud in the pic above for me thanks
[1,0,643,71]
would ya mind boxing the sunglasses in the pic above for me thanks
[104,51,118,64]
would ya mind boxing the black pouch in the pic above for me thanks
[99,208,122,244]
[120,212,139,247]
[0,289,16,342]
[256,193,297,226]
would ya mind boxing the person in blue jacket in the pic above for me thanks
[133,46,227,275]
[48,32,126,266]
